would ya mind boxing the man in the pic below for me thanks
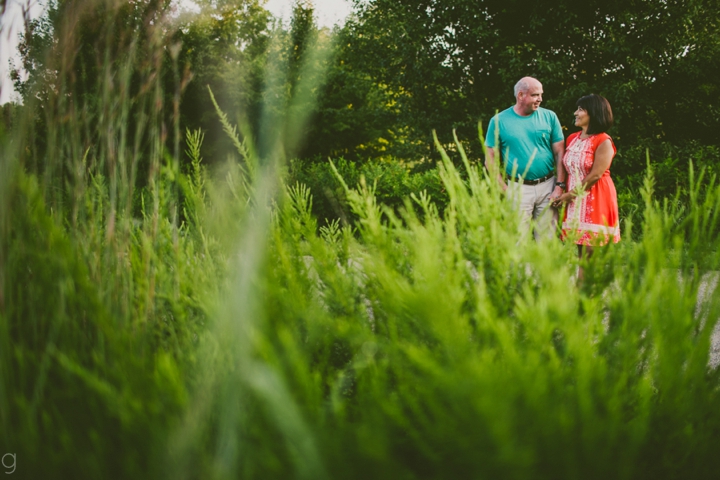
[485,76,566,240]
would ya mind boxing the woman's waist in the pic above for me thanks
[568,173,615,189]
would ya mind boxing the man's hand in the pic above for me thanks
[549,185,563,203]
[485,147,507,191]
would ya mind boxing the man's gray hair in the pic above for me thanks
[514,78,532,97]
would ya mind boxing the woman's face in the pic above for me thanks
[574,107,590,129]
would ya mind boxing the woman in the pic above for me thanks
[552,94,620,275]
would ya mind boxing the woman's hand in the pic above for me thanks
[552,192,574,208]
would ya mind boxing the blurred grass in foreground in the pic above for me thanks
[1,1,720,479]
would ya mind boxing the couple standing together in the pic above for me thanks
[485,76,620,262]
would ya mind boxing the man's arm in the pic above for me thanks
[484,115,507,191]
[550,140,566,201]
[485,147,507,191]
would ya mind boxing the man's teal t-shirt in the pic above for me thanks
[485,107,564,181]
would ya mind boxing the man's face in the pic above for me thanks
[518,83,543,114]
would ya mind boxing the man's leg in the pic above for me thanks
[532,177,558,241]
[507,181,535,240]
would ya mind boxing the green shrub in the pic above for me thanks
[288,156,449,227]
[614,141,720,226]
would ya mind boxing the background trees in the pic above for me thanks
[7,0,720,197]
[173,0,272,163]
[329,0,720,160]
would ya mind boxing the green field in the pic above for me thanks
[2,1,720,479]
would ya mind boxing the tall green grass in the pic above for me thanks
[1,2,720,479]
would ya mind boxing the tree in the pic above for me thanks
[300,24,403,161]
[339,0,720,162]
[173,0,272,165]
[10,0,277,176]
[10,0,178,197]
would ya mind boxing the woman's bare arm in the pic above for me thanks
[580,139,614,191]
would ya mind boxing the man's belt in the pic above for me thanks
[510,172,554,186]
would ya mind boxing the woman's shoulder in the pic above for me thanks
[594,132,612,143]
[592,133,616,153]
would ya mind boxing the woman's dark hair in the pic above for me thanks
[577,94,613,134]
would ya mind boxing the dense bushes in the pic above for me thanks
[612,141,720,229]
[288,156,449,226]
[6,121,720,478]
[287,139,720,236]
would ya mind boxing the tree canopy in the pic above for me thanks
[8,0,720,170]
[319,0,718,161]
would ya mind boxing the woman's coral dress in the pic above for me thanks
[561,132,620,246]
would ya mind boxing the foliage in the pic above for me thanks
[334,0,720,159]
[614,141,720,225]
[3,4,720,479]
[8,0,183,220]
[288,156,448,226]
[173,0,272,164]
[4,97,720,477]
[11,0,720,179]
[298,23,405,161]
[0,103,20,134]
